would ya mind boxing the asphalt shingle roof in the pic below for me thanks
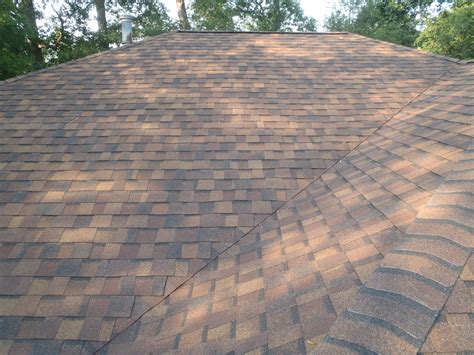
[0,32,472,354]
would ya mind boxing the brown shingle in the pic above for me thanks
[0,32,472,353]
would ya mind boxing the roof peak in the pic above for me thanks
[176,30,349,35]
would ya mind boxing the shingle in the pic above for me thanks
[0,32,472,353]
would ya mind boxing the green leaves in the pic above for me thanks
[0,0,35,80]
[1,0,180,80]
[191,0,316,32]
[416,2,474,59]
[191,0,237,30]
[324,0,473,58]
[116,0,178,37]
[325,0,419,47]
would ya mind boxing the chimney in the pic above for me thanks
[120,14,133,45]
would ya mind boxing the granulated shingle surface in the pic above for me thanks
[0,32,472,354]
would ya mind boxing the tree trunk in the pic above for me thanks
[176,0,191,30]
[94,0,108,49]
[21,0,43,68]
[272,0,283,31]
[94,0,107,32]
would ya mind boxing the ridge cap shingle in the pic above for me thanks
[176,30,349,35]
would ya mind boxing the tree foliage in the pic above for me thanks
[190,0,316,31]
[235,0,316,31]
[0,0,177,80]
[191,0,236,30]
[324,0,473,55]
[416,1,474,59]
[40,0,112,65]
[325,0,420,47]
[0,0,35,79]
[117,0,178,37]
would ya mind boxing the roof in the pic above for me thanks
[0,31,472,354]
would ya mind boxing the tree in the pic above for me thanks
[355,0,419,46]
[190,0,316,31]
[191,0,236,30]
[416,1,473,59]
[41,0,115,64]
[95,0,107,32]
[42,0,176,64]
[94,0,109,48]
[19,0,44,67]
[0,0,177,80]
[0,0,35,79]
[235,0,316,31]
[325,0,420,47]
[176,0,191,29]
[115,0,177,38]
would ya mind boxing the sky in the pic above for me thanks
[300,0,337,26]
[160,0,337,29]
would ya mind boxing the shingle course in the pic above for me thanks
[0,32,472,353]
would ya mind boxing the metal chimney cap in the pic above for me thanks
[120,14,134,21]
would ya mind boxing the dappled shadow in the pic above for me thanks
[101,62,473,353]
[0,32,469,353]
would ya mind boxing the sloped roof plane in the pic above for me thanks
[0,32,472,354]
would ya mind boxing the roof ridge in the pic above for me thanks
[4,30,468,87]
[176,30,349,35]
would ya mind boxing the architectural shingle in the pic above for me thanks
[0,31,472,353]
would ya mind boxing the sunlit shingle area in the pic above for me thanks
[0,32,472,353]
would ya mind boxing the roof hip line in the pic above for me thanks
[94,50,457,355]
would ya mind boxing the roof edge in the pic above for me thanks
[349,33,466,64]
[0,31,176,87]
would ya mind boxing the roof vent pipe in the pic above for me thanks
[120,14,133,45]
